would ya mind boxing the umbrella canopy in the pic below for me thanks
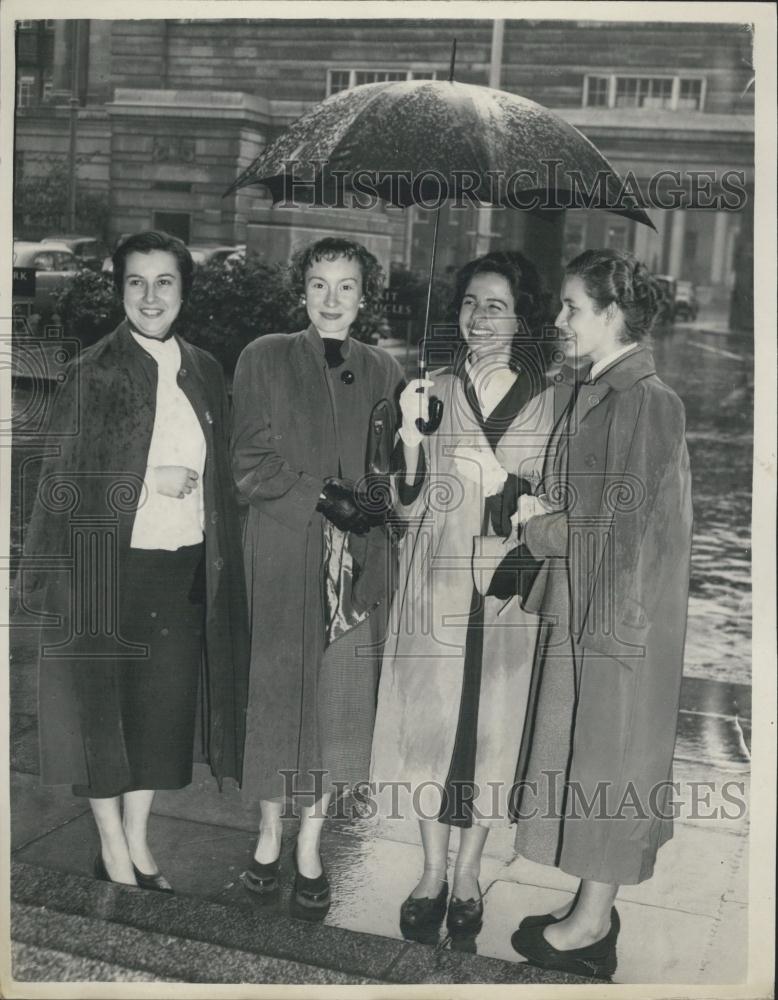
[227,78,653,228]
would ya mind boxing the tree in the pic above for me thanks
[13,156,109,240]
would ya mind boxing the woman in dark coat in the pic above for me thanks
[18,231,249,890]
[232,237,403,913]
[510,250,693,979]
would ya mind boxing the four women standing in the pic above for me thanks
[24,230,691,978]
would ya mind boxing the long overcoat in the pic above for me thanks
[19,320,250,790]
[231,326,403,800]
[370,373,555,825]
[514,346,693,885]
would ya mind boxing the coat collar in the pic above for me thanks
[114,318,199,371]
[556,344,656,393]
[303,323,354,358]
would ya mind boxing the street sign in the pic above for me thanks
[383,286,415,318]
[13,267,36,297]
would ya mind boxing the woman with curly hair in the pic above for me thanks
[232,237,403,914]
[509,250,693,980]
[370,250,557,936]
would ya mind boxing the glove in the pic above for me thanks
[451,445,508,497]
[398,379,435,448]
[316,477,388,535]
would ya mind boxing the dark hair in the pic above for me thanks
[565,249,659,342]
[112,230,194,301]
[290,236,385,313]
[451,250,553,372]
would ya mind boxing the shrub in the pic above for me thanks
[55,253,393,375]
[54,269,122,349]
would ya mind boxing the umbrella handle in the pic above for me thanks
[415,395,444,435]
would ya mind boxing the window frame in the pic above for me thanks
[327,68,438,97]
[16,75,36,109]
[582,72,706,111]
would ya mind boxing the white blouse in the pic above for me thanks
[130,333,206,550]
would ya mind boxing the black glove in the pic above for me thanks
[316,477,372,535]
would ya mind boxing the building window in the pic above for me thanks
[17,20,33,28]
[678,78,704,110]
[152,211,191,244]
[584,73,705,111]
[585,76,610,107]
[17,75,35,109]
[327,68,438,96]
[42,80,53,103]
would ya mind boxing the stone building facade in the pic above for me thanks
[14,17,754,315]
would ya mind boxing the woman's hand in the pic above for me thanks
[399,378,435,448]
[154,466,199,499]
[452,445,508,497]
[512,493,550,527]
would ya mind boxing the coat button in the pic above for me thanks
[210,511,219,524]
[179,368,188,378]
[588,394,599,407]
[585,454,597,468]
[160,627,169,637]
[150,611,158,618]
[341,370,355,384]
[214,557,224,570]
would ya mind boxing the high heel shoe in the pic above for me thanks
[292,848,330,913]
[241,856,281,900]
[93,851,111,882]
[132,863,174,894]
[400,881,449,929]
[93,851,138,887]
[517,885,582,931]
[511,907,620,981]
[446,882,484,933]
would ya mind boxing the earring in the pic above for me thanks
[300,295,306,306]
[358,299,365,310]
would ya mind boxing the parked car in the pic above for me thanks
[41,235,108,273]
[674,280,699,321]
[101,233,134,273]
[188,244,245,266]
[13,240,80,318]
[652,274,677,327]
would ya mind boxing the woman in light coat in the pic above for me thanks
[371,251,556,935]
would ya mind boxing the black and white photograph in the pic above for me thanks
[2,2,775,995]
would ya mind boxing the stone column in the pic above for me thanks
[709,211,729,285]
[668,210,687,278]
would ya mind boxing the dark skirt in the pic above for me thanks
[73,543,205,798]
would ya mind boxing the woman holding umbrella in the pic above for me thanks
[510,249,693,979]
[19,230,249,890]
[370,250,556,935]
[232,237,403,914]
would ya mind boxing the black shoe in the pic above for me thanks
[93,851,111,882]
[518,886,582,930]
[240,856,281,899]
[511,908,620,981]
[132,863,174,894]
[446,883,484,934]
[292,851,331,913]
[400,881,449,929]
[93,851,138,888]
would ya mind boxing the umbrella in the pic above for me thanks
[227,43,654,433]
